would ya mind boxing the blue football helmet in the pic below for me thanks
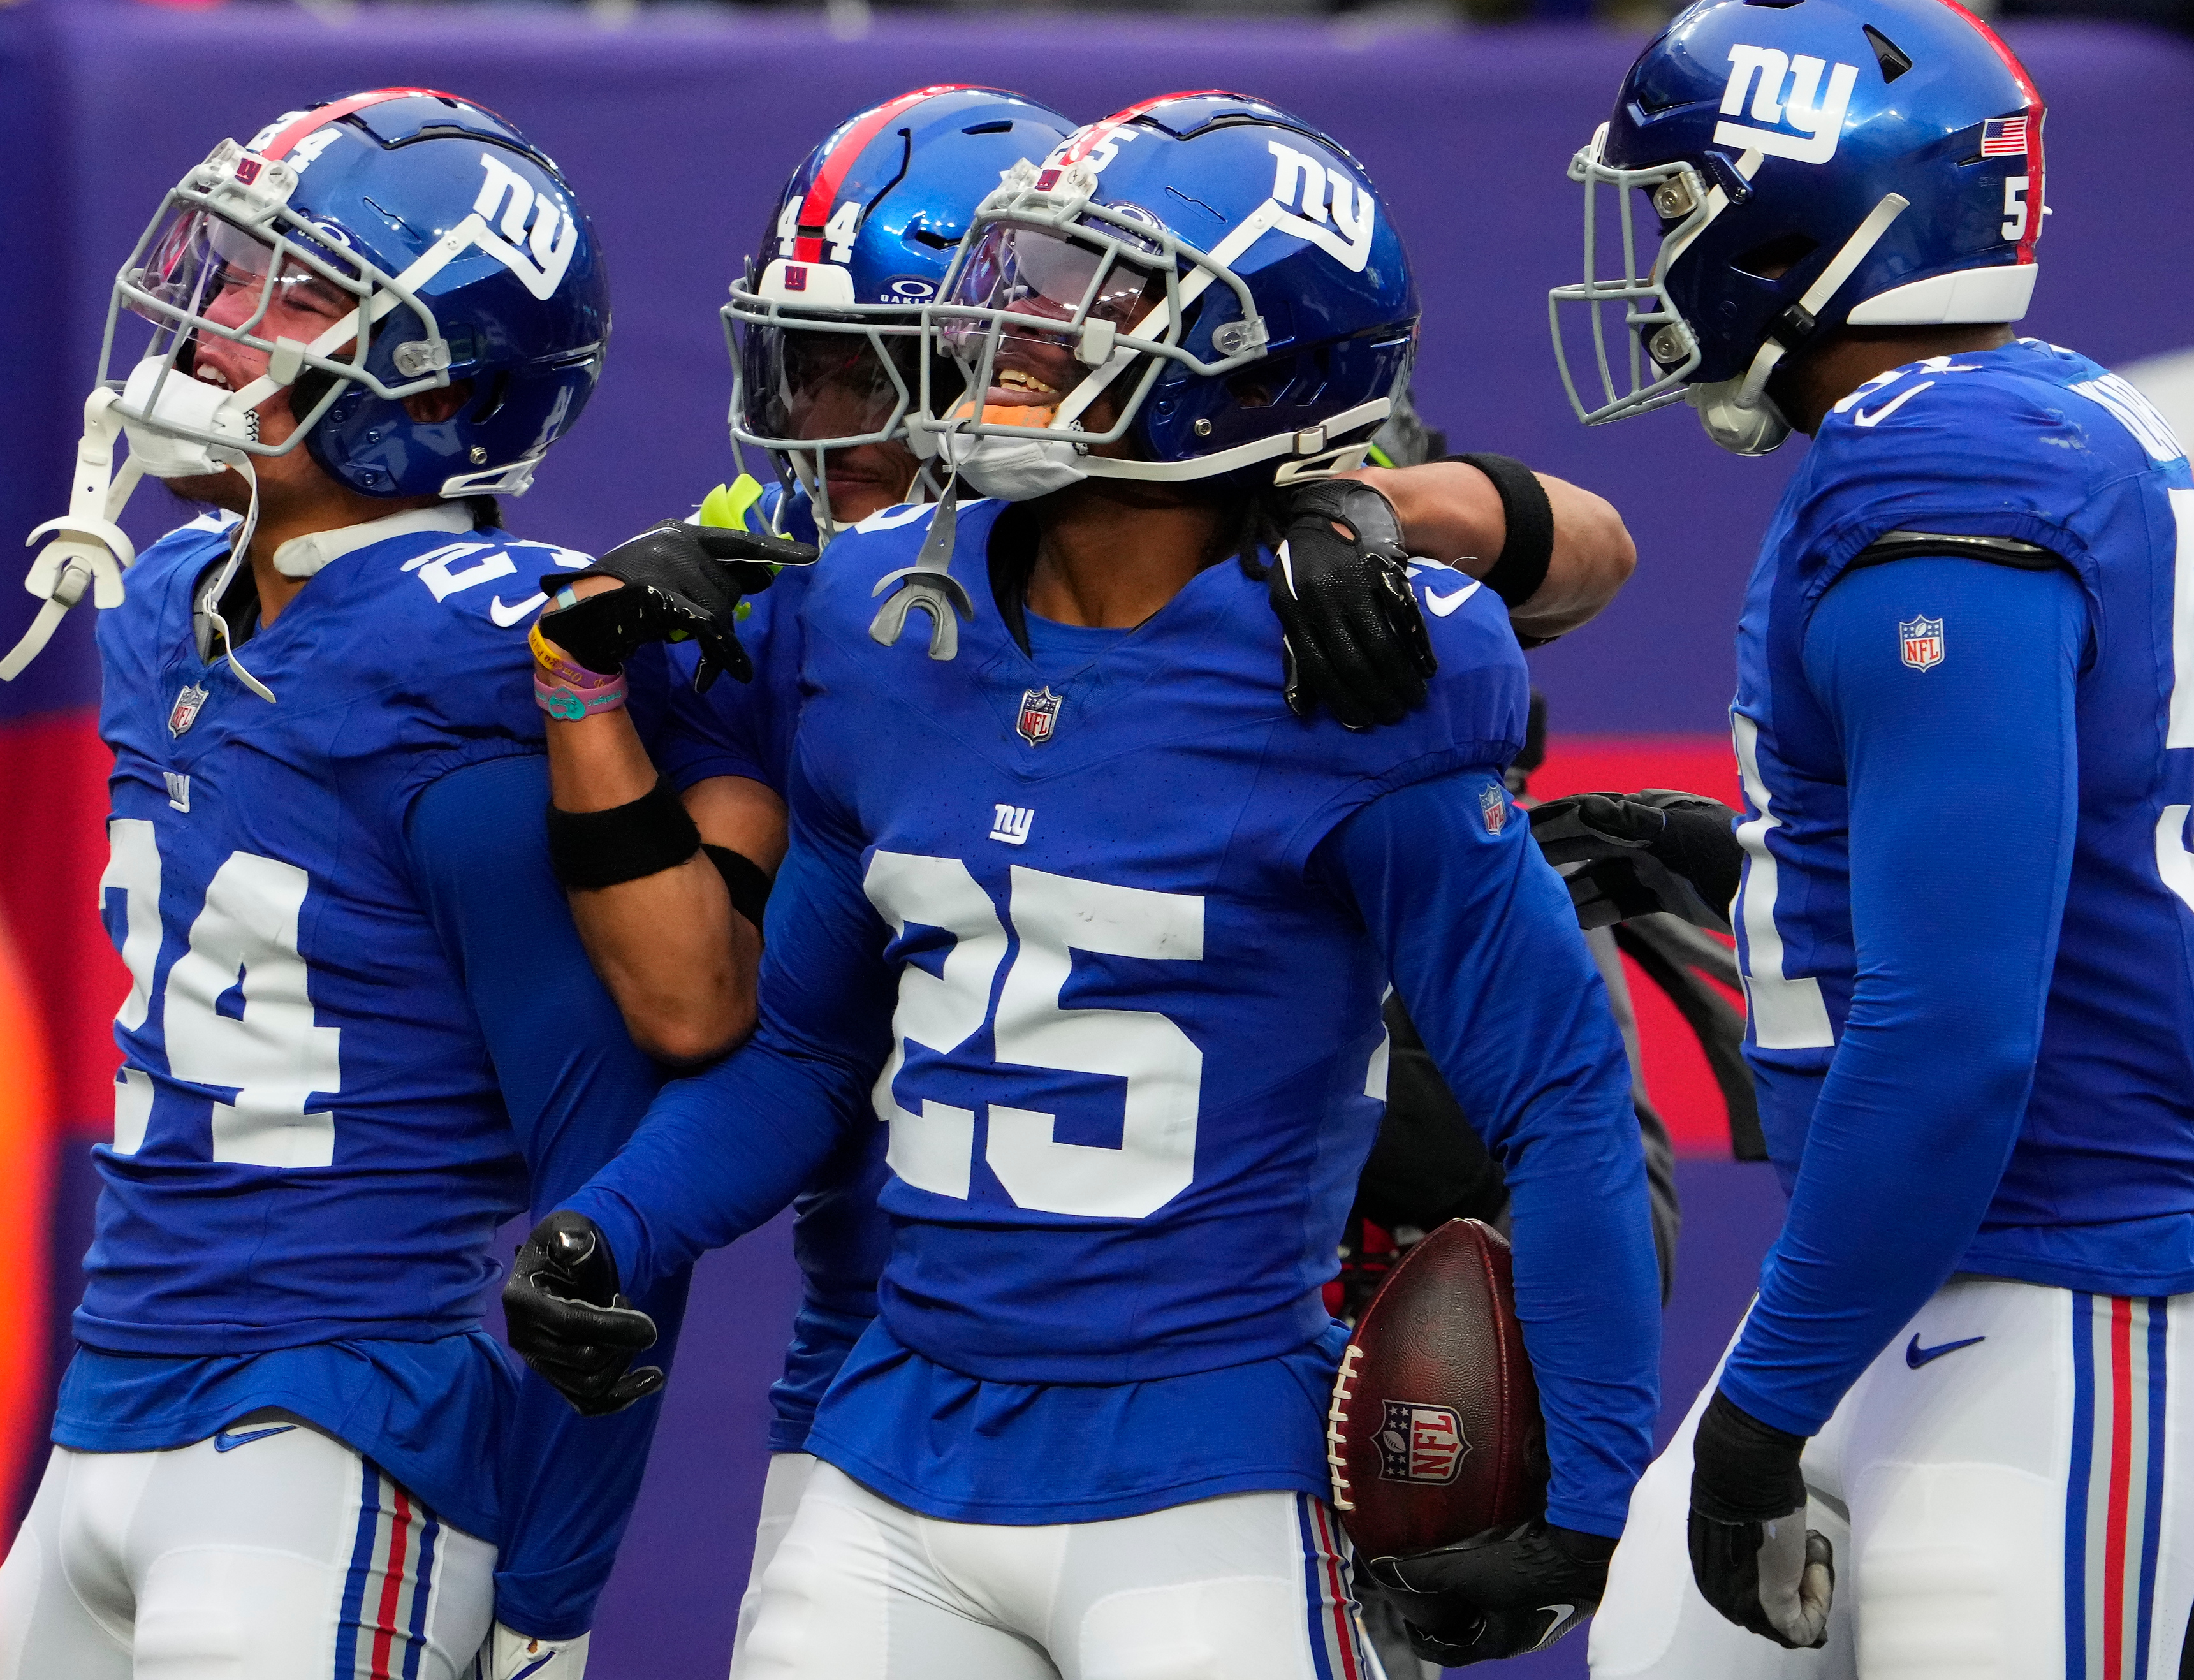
[3,87,610,689]
[108,87,609,498]
[912,92,1419,496]
[1550,0,2046,454]
[724,85,1076,533]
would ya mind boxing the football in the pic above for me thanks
[1326,1218,1546,1560]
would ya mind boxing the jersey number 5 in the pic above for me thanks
[863,852,1204,1220]
[101,819,344,1168]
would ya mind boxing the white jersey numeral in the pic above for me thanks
[863,852,1009,1200]
[862,851,1205,1220]
[1730,713,1836,1049]
[96,827,344,1167]
[990,866,1203,1218]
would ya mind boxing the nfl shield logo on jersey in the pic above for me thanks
[167,683,210,736]
[1016,687,1062,747]
[1479,782,1507,835]
[1899,615,1945,671]
[1375,1400,1468,1485]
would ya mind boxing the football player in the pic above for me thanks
[536,84,1645,1672]
[1542,3,2194,1676]
[507,92,1662,1677]
[0,91,680,1679]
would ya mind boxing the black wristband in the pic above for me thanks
[1691,1389,1810,1523]
[1452,452,1556,610]
[701,844,773,933]
[546,776,701,891]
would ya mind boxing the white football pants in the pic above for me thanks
[729,1451,817,1679]
[0,1412,495,1680]
[1590,1276,2194,1680]
[736,1460,1382,1680]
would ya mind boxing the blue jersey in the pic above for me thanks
[1723,339,2194,1434]
[631,476,891,1456]
[570,497,1662,1535]
[59,505,683,1635]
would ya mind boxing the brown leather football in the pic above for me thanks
[1326,1217,1546,1559]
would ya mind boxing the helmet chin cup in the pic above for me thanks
[939,427,1086,502]
[1687,340,1790,457]
[1687,378,1790,455]
[117,358,261,478]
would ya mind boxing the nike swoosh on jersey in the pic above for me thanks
[212,1423,297,1452]
[1905,1332,1985,1368]
[1424,581,1481,617]
[490,592,547,628]
[1854,383,1934,428]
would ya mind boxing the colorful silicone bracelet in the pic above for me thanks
[534,671,629,720]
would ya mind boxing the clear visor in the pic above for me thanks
[728,309,925,453]
[1547,126,1716,427]
[123,204,370,370]
[928,220,1167,432]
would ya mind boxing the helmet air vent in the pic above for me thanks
[1733,232,1820,281]
[1863,25,1913,84]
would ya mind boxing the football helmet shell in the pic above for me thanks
[108,87,610,499]
[1550,0,2044,453]
[913,91,1420,490]
[723,85,1076,528]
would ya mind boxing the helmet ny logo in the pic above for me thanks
[1900,614,1944,671]
[1715,45,1861,166]
[469,154,578,301]
[1266,142,1376,273]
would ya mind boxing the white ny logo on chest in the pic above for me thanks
[990,805,1035,846]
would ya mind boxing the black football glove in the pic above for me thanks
[1365,1519,1614,1667]
[502,1210,665,1418]
[1688,1389,1834,1649]
[1528,789,1741,933]
[538,521,816,692]
[1270,479,1438,731]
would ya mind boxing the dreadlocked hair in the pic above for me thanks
[1190,479,1289,583]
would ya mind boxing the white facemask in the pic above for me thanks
[117,357,263,478]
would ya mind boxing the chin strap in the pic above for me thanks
[1692,191,1911,456]
[1,390,142,680]
[868,473,974,660]
[189,456,277,705]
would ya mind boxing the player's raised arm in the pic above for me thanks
[1315,765,1662,1664]
[531,521,812,1065]
[501,763,897,1412]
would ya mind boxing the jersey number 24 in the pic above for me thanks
[101,819,342,1169]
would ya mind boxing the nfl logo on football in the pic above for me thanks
[1899,614,1944,671]
[1016,686,1062,747]
[1375,1399,1468,1485]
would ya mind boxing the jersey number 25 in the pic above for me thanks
[865,852,1203,1221]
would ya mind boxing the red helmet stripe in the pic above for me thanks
[1940,1,2046,264]
[795,85,976,235]
[254,87,485,159]
[1058,90,1236,166]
